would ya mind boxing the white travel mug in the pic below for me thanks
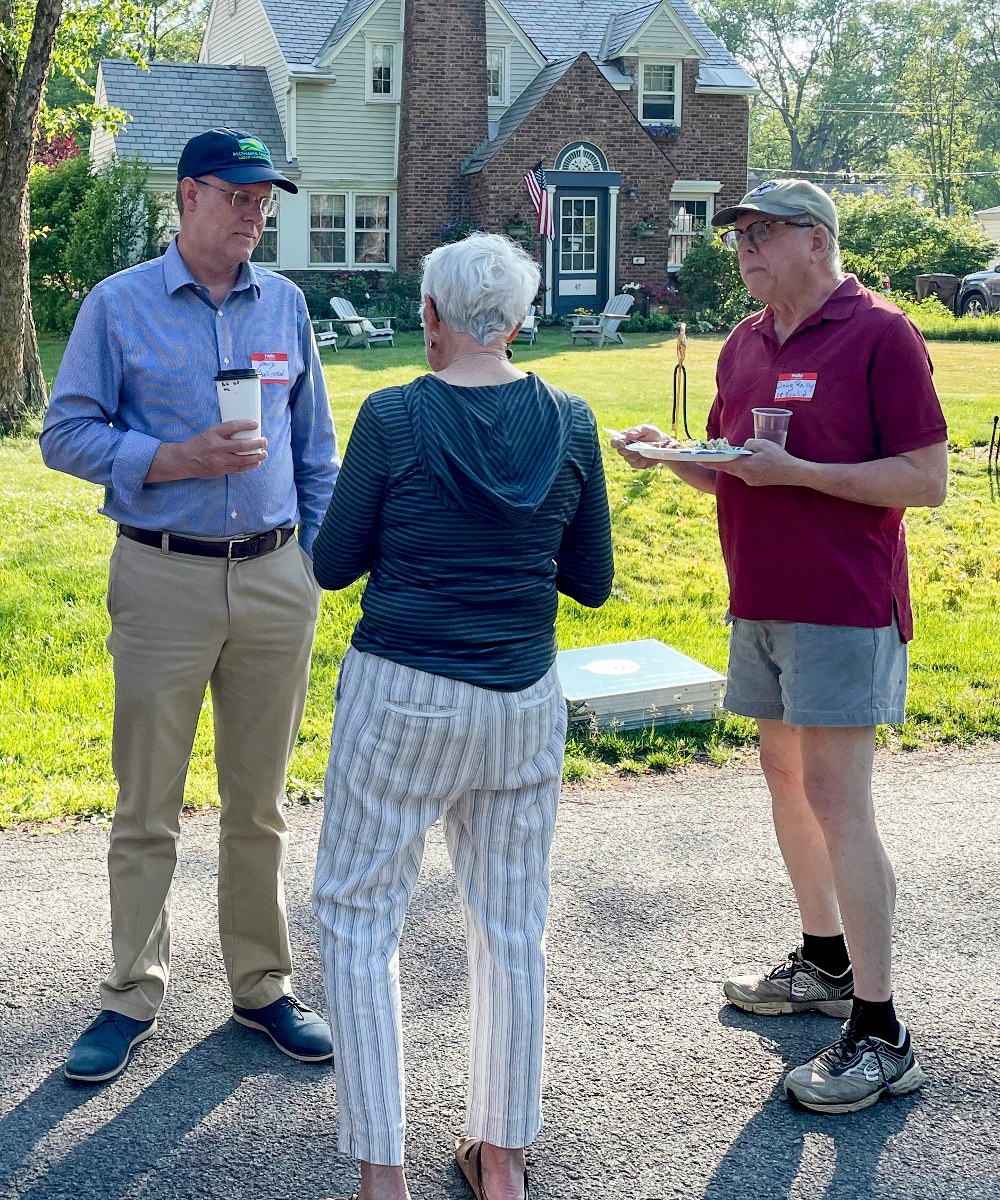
[215,368,262,454]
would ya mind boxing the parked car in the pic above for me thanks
[955,268,1000,316]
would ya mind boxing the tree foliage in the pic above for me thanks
[836,191,994,293]
[0,0,150,433]
[677,233,757,328]
[696,0,1000,214]
[29,151,94,333]
[65,155,165,291]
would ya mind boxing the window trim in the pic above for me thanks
[486,42,510,107]
[307,190,396,270]
[637,57,682,126]
[251,201,280,267]
[666,181,721,271]
[365,38,401,103]
[558,194,600,277]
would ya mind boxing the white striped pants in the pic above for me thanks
[313,647,566,1165]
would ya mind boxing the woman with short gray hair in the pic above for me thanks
[312,233,614,1200]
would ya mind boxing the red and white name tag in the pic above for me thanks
[774,372,817,400]
[251,352,289,383]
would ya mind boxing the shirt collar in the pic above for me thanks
[162,236,261,300]
[755,273,864,341]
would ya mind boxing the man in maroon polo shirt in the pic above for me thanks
[615,179,948,1114]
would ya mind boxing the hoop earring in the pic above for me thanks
[505,344,513,360]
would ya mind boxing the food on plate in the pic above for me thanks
[644,436,736,452]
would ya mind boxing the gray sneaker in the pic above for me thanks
[784,1020,926,1113]
[723,948,853,1018]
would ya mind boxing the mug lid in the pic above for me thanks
[214,368,260,381]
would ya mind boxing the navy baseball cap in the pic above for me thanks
[177,128,298,193]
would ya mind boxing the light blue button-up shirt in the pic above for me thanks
[41,239,339,553]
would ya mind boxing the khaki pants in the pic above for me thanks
[100,532,322,1020]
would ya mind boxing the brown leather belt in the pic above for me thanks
[117,524,294,560]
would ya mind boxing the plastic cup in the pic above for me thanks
[215,368,262,454]
[752,407,793,448]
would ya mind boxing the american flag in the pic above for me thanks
[522,161,554,240]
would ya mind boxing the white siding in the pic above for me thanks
[201,0,289,128]
[486,3,540,109]
[299,0,402,182]
[632,8,702,56]
[90,70,117,168]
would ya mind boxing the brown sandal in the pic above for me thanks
[455,1138,529,1200]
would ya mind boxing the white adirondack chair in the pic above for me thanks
[513,304,537,344]
[568,293,634,347]
[310,319,339,351]
[329,297,395,349]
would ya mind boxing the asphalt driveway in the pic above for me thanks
[1,746,997,1199]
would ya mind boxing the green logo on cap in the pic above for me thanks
[236,136,270,162]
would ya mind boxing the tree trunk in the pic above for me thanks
[0,0,64,435]
[0,185,47,435]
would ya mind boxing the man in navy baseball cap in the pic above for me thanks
[177,127,298,193]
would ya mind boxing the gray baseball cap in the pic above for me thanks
[712,179,838,238]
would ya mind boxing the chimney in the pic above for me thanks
[397,0,489,272]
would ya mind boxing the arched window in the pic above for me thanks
[554,142,608,172]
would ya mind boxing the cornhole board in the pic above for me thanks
[556,638,725,731]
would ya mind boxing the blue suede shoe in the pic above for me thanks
[232,995,333,1062]
[64,1010,158,1083]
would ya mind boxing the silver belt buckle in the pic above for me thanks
[227,533,255,560]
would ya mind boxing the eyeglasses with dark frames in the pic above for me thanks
[194,178,277,218]
[722,219,816,251]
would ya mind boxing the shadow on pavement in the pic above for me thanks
[0,1023,341,1200]
[703,1007,920,1200]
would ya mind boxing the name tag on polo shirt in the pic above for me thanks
[774,372,817,401]
[251,352,289,383]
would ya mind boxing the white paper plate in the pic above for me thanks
[625,442,752,462]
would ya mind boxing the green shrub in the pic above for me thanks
[29,155,96,334]
[840,250,884,291]
[295,269,423,331]
[887,292,956,322]
[64,156,165,292]
[836,192,993,295]
[677,233,755,329]
[619,311,679,333]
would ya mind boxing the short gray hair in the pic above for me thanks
[819,223,843,277]
[421,233,540,345]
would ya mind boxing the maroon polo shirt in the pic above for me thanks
[706,275,947,640]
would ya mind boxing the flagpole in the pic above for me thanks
[544,183,555,316]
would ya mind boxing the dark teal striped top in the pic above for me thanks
[312,373,614,690]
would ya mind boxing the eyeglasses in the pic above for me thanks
[195,178,277,218]
[722,219,815,251]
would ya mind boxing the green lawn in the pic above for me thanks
[3,331,999,825]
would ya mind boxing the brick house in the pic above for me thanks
[93,0,755,315]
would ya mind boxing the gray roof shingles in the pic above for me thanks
[251,0,753,90]
[99,60,295,170]
[502,0,754,87]
[258,0,350,64]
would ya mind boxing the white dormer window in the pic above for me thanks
[639,61,681,124]
[367,41,399,101]
[486,45,508,105]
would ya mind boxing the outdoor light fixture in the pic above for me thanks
[625,182,638,200]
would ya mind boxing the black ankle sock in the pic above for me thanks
[851,995,900,1044]
[801,932,851,976]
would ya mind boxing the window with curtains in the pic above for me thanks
[354,194,390,265]
[310,194,347,265]
[309,193,392,267]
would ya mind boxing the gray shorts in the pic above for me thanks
[723,615,908,727]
